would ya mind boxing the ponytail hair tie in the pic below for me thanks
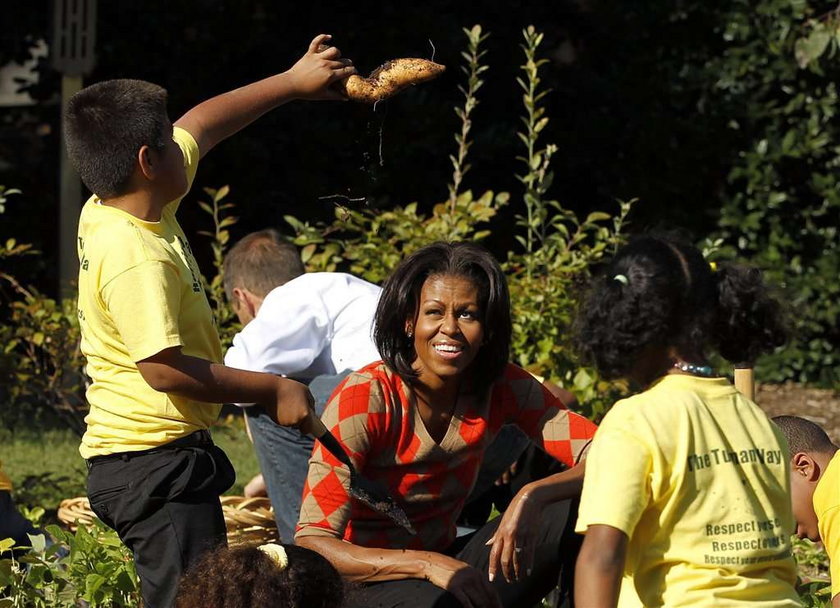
[613,274,629,286]
[258,543,289,571]
[709,261,718,272]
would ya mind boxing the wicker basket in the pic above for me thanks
[57,495,279,546]
[220,496,279,546]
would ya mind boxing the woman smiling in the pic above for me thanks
[296,242,596,608]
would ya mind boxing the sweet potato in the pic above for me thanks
[336,58,446,103]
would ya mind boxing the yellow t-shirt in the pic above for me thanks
[77,127,223,459]
[576,374,800,607]
[0,461,12,492]
[813,451,840,598]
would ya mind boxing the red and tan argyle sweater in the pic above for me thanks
[295,361,597,551]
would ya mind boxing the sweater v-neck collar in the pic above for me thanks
[409,388,464,449]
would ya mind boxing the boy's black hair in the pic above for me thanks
[175,544,345,608]
[575,234,788,380]
[772,415,838,456]
[374,241,511,393]
[64,79,170,198]
[223,229,306,301]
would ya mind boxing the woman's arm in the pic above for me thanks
[487,462,585,582]
[575,524,628,608]
[297,536,502,608]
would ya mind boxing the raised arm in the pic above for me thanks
[174,34,355,157]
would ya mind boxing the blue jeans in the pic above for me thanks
[245,372,351,542]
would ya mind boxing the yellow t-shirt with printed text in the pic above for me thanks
[0,461,12,492]
[77,128,222,459]
[576,374,800,607]
[813,451,840,599]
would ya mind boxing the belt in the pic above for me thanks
[86,430,214,469]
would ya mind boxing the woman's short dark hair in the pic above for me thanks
[175,544,345,608]
[374,241,511,392]
[64,79,170,198]
[575,233,789,379]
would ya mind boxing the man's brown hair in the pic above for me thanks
[223,229,305,301]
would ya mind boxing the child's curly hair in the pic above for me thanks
[575,234,788,380]
[175,544,345,608]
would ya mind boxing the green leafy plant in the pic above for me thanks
[197,185,241,348]
[0,523,139,607]
[504,26,633,419]
[0,283,86,434]
[793,536,831,606]
[446,25,490,223]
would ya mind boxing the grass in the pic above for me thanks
[0,416,260,517]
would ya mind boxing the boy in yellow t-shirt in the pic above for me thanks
[773,415,840,606]
[64,35,355,608]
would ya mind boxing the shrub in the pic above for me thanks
[0,523,140,607]
[710,1,840,386]
[0,188,85,433]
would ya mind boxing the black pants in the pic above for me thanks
[345,498,581,608]
[86,432,235,608]
[0,490,41,558]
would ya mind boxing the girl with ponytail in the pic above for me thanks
[573,234,801,607]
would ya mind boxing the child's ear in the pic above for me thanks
[137,145,156,180]
[792,452,820,482]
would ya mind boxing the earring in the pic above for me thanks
[406,326,414,340]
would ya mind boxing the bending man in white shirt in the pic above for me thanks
[223,229,381,541]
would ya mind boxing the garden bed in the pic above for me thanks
[757,383,840,438]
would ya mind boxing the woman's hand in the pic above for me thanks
[284,34,356,100]
[424,553,502,608]
[486,485,546,584]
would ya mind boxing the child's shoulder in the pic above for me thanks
[79,203,176,284]
[80,204,143,256]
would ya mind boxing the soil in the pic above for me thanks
[757,383,840,440]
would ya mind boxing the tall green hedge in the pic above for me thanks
[708,0,840,385]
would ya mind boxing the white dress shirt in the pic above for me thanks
[224,273,382,382]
